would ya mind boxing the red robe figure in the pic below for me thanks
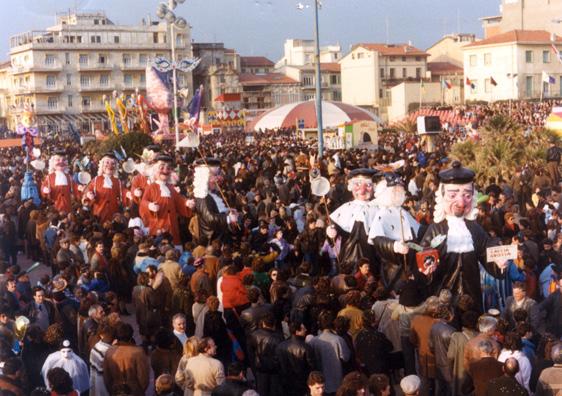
[129,144,161,206]
[83,153,126,223]
[139,154,193,246]
[41,149,79,213]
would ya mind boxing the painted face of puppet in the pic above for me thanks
[53,155,67,172]
[60,347,72,359]
[155,160,172,182]
[349,176,374,202]
[442,182,474,218]
[101,157,116,176]
[21,111,33,128]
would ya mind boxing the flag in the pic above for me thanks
[490,77,497,86]
[551,44,562,64]
[187,85,204,128]
[466,77,475,89]
[542,71,556,84]
[442,79,452,89]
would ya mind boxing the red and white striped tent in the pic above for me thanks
[248,100,380,132]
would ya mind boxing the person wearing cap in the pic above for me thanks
[368,170,420,290]
[329,168,379,269]
[41,149,79,213]
[83,153,127,224]
[193,158,239,246]
[400,374,421,395]
[129,144,161,206]
[419,161,507,312]
[41,340,90,394]
[139,154,193,246]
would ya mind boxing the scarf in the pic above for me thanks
[54,171,68,186]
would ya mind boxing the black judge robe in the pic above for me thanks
[195,194,233,246]
[418,219,504,312]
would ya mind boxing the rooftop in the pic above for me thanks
[239,73,299,86]
[352,43,428,57]
[240,56,274,67]
[464,30,562,47]
[427,61,463,75]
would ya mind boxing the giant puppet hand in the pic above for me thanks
[227,209,239,225]
[134,188,143,198]
[393,241,410,255]
[86,191,95,201]
[148,202,160,212]
[42,186,51,194]
[186,198,195,209]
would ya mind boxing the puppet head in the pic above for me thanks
[433,161,477,223]
[98,153,118,177]
[48,149,68,174]
[347,168,377,202]
[152,154,173,183]
[373,172,406,208]
[193,158,222,198]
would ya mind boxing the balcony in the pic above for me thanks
[14,85,64,95]
[11,63,63,75]
[80,104,106,113]
[77,62,114,72]
[35,105,62,114]
[79,84,114,92]
[121,62,148,70]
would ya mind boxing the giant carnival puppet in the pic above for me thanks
[139,154,193,246]
[368,171,420,289]
[193,158,239,246]
[41,149,79,213]
[419,161,507,311]
[83,153,127,223]
[329,168,379,269]
[129,144,161,206]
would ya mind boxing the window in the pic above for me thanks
[122,55,131,66]
[139,54,148,65]
[90,35,101,44]
[68,95,73,107]
[114,36,120,44]
[402,68,407,78]
[416,68,421,79]
[543,50,551,63]
[65,53,70,65]
[357,52,364,59]
[76,36,82,43]
[402,56,406,62]
[45,54,56,65]
[380,68,385,78]
[140,74,146,84]
[100,74,109,86]
[379,89,383,98]
[469,55,477,67]
[415,56,421,61]
[484,78,492,93]
[153,32,158,44]
[124,74,133,86]
[47,97,58,109]
[46,75,56,87]
[389,68,395,78]
[330,75,338,85]
[79,54,88,65]
[66,74,71,86]
[525,50,533,63]
[80,75,90,87]
[389,56,396,62]
[484,53,492,65]
[525,76,533,97]
[94,19,99,25]
[82,96,91,107]
[99,55,107,65]
[303,76,313,86]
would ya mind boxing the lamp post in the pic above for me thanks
[298,1,324,158]
[156,0,188,150]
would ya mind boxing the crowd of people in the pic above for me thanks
[0,109,560,396]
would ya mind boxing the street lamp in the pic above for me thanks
[156,0,188,149]
[298,0,324,158]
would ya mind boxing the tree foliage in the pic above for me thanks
[450,114,560,184]
[83,132,153,158]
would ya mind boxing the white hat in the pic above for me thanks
[400,375,421,395]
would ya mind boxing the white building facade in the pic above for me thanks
[463,30,562,102]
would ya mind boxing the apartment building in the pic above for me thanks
[240,57,274,74]
[482,0,562,39]
[6,11,193,133]
[463,30,562,101]
[340,43,428,117]
[275,39,342,68]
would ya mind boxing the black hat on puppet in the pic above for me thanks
[438,160,475,184]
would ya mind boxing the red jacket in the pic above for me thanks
[221,273,249,309]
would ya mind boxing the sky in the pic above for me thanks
[0,0,500,62]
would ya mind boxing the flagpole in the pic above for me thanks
[419,78,423,111]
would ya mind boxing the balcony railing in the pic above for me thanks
[11,63,63,74]
[77,62,114,71]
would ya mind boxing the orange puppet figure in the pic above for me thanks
[41,149,79,213]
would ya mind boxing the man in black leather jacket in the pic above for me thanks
[247,312,284,396]
[275,320,316,396]
[211,362,258,396]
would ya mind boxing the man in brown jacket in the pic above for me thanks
[409,297,439,395]
[463,315,500,370]
[464,340,504,396]
[103,322,150,396]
